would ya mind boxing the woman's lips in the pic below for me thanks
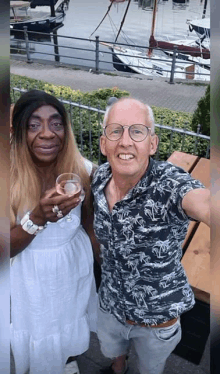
[36,145,59,154]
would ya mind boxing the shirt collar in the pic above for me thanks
[92,157,155,199]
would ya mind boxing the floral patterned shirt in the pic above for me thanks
[92,158,205,325]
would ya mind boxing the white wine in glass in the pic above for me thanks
[56,173,84,221]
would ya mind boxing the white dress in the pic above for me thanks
[10,160,97,374]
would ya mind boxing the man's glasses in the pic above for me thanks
[104,124,151,142]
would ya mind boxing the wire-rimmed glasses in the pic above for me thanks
[104,124,151,142]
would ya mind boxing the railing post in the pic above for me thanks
[23,26,32,63]
[95,35,99,73]
[52,29,60,62]
[169,45,177,84]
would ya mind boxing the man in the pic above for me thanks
[92,98,210,374]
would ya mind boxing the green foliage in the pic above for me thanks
[152,107,208,159]
[191,84,210,136]
[10,74,210,162]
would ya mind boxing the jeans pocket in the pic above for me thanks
[153,320,181,342]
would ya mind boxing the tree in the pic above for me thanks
[191,84,210,136]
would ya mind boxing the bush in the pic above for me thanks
[10,74,209,162]
[191,84,210,136]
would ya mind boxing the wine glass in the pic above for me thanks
[55,173,85,222]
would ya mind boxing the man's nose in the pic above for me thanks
[119,127,133,146]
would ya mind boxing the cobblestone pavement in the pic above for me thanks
[10,57,208,114]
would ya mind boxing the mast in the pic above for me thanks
[89,1,114,38]
[148,0,158,57]
[115,0,132,43]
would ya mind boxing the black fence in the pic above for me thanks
[10,28,210,84]
[11,86,210,164]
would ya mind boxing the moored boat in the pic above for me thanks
[94,0,210,81]
[10,0,65,35]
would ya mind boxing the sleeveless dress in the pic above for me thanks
[10,160,97,374]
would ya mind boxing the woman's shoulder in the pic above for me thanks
[83,158,98,177]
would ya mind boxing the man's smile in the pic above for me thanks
[118,153,135,160]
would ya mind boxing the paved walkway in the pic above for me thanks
[10,57,208,113]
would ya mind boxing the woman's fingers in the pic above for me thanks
[50,189,81,204]
[39,188,82,222]
[42,187,58,199]
[59,195,81,211]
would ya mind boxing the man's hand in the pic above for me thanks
[182,188,210,227]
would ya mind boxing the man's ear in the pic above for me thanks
[149,134,159,156]
[100,135,107,156]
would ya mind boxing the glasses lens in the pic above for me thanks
[129,124,149,141]
[105,124,123,140]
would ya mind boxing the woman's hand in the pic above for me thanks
[10,188,82,258]
[30,187,82,225]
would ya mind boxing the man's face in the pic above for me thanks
[100,99,158,180]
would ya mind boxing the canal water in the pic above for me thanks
[10,0,210,71]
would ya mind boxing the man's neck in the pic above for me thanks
[111,174,140,199]
[105,168,148,212]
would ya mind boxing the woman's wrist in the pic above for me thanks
[21,211,47,235]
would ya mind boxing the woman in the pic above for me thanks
[10,90,99,374]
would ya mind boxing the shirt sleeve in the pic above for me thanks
[162,165,205,222]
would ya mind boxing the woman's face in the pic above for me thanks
[26,105,65,165]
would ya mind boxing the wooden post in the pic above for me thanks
[50,0,55,17]
[202,0,208,18]
[23,26,32,63]
[169,46,177,84]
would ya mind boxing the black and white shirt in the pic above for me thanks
[92,158,205,325]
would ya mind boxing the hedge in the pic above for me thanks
[10,74,209,162]
[191,84,210,136]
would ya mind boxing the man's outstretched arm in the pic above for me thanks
[182,188,210,227]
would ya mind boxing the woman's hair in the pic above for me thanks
[11,90,91,227]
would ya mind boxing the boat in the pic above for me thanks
[187,17,210,39]
[30,0,60,7]
[172,0,189,10]
[92,0,210,81]
[10,0,65,36]
[158,15,210,74]
[101,41,208,80]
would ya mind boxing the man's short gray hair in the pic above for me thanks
[102,97,155,134]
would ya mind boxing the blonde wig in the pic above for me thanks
[11,90,91,227]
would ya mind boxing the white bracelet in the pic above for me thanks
[20,211,47,235]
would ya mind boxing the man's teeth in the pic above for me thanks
[119,154,134,160]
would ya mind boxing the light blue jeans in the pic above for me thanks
[97,307,182,374]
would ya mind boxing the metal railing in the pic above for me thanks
[10,28,210,83]
[11,86,210,164]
